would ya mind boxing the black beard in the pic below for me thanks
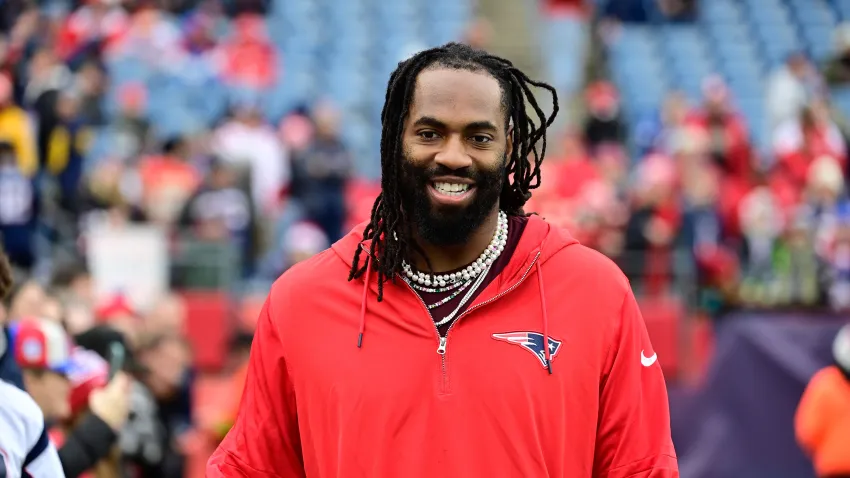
[399,151,506,246]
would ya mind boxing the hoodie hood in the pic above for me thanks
[331,214,581,373]
[332,214,579,282]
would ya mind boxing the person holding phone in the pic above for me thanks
[12,318,131,478]
[51,346,128,478]
[0,250,66,478]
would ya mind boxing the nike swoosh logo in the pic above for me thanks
[641,351,658,367]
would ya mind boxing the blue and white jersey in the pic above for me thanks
[0,380,65,478]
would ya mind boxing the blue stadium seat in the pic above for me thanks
[700,0,742,23]
[704,22,752,51]
[663,37,706,60]
[542,15,590,96]
[714,38,761,64]
[794,4,836,26]
[106,57,153,85]
[834,0,850,20]
[426,20,466,45]
[668,56,714,83]
[745,2,790,25]
[831,86,850,116]
[728,78,763,101]
[801,23,836,60]
[722,57,764,79]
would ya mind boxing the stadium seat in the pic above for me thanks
[835,0,850,20]
[744,1,790,25]
[542,15,589,96]
[700,0,741,23]
[832,86,850,120]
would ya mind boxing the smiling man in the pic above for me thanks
[208,43,678,477]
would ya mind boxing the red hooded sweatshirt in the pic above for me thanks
[207,215,678,477]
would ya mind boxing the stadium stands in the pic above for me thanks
[99,0,474,180]
[607,0,849,152]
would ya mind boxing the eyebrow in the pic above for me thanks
[412,116,499,132]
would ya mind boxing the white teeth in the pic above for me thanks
[434,182,470,195]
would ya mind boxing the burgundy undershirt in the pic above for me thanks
[414,215,528,336]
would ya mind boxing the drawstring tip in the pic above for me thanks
[357,333,363,348]
[547,362,553,375]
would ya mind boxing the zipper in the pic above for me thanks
[396,250,542,391]
[398,277,449,388]
[441,251,542,347]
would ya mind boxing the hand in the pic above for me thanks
[88,372,132,431]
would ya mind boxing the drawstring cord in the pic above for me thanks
[536,261,553,375]
[357,256,372,348]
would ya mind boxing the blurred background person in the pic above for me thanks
[0,254,65,478]
[0,0,847,475]
[796,323,850,478]
[288,100,351,243]
[11,317,130,478]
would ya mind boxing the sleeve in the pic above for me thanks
[206,295,305,477]
[23,425,67,478]
[58,413,117,478]
[794,366,832,456]
[593,288,679,478]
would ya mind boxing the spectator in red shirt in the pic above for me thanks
[687,76,753,181]
[773,97,847,195]
[55,0,128,62]
[214,14,277,90]
[554,130,599,199]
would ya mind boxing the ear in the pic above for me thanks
[505,125,514,158]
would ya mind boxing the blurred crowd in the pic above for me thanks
[531,41,850,319]
[0,0,354,288]
[0,0,849,474]
[0,0,361,476]
[1,254,198,477]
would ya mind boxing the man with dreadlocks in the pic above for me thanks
[209,43,678,477]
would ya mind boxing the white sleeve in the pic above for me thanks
[0,380,66,478]
[22,427,65,478]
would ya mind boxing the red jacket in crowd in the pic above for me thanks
[208,216,678,477]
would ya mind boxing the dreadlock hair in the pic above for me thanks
[348,42,559,302]
[0,248,12,303]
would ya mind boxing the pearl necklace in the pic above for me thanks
[402,210,508,287]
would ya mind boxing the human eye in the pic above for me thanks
[470,135,493,144]
[418,131,440,141]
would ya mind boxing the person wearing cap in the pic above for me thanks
[92,293,139,348]
[13,317,131,478]
[796,324,850,478]
[52,347,122,478]
[13,318,75,422]
[0,247,25,389]
[0,251,66,478]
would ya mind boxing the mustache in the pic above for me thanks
[417,165,476,181]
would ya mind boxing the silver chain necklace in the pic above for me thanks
[404,212,508,324]
[431,261,493,326]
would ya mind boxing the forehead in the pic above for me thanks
[409,68,504,126]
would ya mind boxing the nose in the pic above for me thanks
[434,134,472,171]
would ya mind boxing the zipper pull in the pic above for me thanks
[437,336,447,355]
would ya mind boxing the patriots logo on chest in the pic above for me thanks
[492,332,562,368]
